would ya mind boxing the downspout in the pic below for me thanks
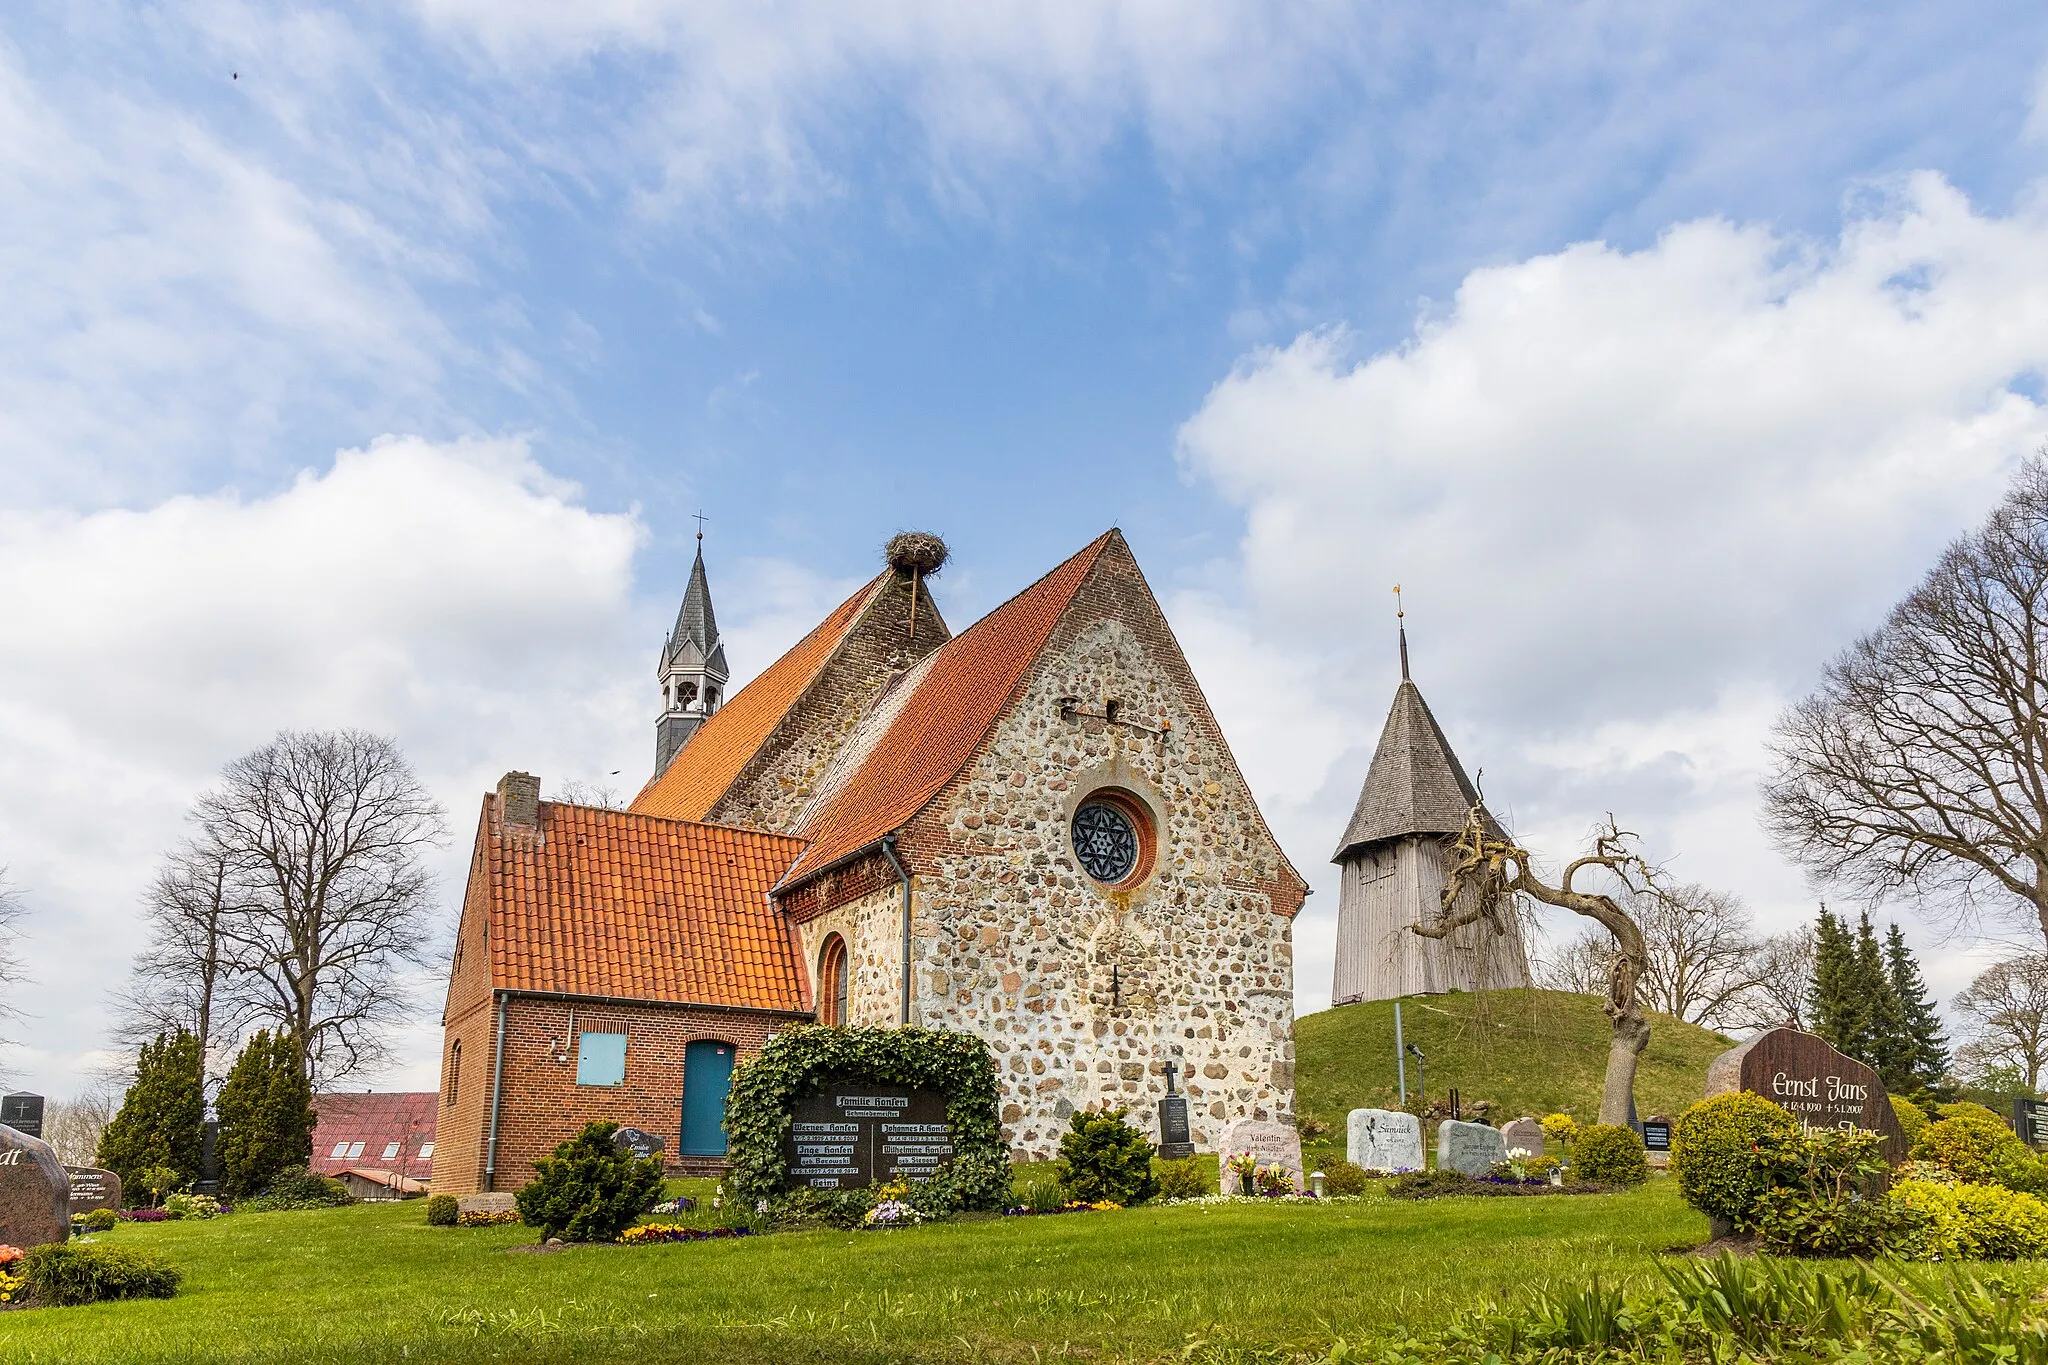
[880,835,913,1027]
[484,991,508,1192]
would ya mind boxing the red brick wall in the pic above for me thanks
[451,995,802,1194]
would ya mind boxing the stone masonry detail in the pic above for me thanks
[909,616,1297,1160]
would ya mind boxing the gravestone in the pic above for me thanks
[0,1092,44,1139]
[64,1166,123,1215]
[2017,1098,2048,1150]
[1217,1117,1303,1194]
[782,1084,956,1190]
[0,1121,71,1249]
[611,1127,665,1161]
[1705,1027,1908,1161]
[1346,1108,1424,1172]
[1155,1060,1194,1160]
[1436,1119,1507,1176]
[1499,1117,1545,1157]
[455,1192,517,1216]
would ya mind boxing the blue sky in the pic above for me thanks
[5,2,2048,1095]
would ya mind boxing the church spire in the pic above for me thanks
[655,525,730,776]
[1396,584,1409,681]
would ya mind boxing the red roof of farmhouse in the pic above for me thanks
[310,1092,437,1177]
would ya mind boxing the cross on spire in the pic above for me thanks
[1395,584,1410,681]
[692,510,708,542]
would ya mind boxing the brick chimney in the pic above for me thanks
[497,772,540,830]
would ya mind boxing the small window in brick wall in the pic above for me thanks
[577,1030,628,1086]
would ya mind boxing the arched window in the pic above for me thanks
[445,1040,462,1107]
[818,935,850,1025]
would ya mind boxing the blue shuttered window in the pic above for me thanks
[576,1031,628,1086]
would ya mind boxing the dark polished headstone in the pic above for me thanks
[1156,1094,1194,1160]
[1705,1027,1908,1161]
[64,1166,123,1215]
[2018,1098,2048,1149]
[1641,1119,1672,1153]
[0,1122,71,1249]
[0,1092,44,1139]
[782,1085,954,1190]
[611,1126,665,1161]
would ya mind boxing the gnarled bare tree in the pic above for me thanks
[1953,953,2048,1090]
[1739,925,1818,1032]
[1417,807,1658,1125]
[1764,455,2048,949]
[199,730,446,1087]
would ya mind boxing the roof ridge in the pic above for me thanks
[541,798,810,847]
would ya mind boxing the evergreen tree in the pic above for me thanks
[96,1030,204,1194]
[1884,922,1952,1097]
[1809,908,1869,1056]
[215,1029,315,1199]
[1853,912,1913,1090]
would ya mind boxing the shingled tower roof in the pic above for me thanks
[1332,677,1495,862]
[663,543,727,676]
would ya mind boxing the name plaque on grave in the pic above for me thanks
[611,1126,665,1161]
[1705,1026,1907,1161]
[1156,1094,1194,1160]
[1,1092,44,1139]
[2018,1098,2048,1150]
[783,1085,955,1190]
[1641,1120,1672,1153]
[64,1166,123,1214]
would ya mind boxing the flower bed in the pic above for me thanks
[0,1246,24,1308]
[1002,1199,1122,1217]
[118,1209,171,1222]
[617,1224,753,1245]
[456,1210,520,1227]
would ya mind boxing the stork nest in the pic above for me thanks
[885,531,949,577]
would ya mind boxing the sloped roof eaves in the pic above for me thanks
[1333,680,1500,861]
[485,801,809,1011]
[778,532,1116,887]
[631,574,889,822]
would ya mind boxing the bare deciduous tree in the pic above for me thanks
[1953,953,2048,1090]
[1764,456,2048,950]
[110,835,246,1085]
[41,1087,118,1166]
[0,871,23,1068]
[1536,930,1616,997]
[1739,925,1818,1032]
[1632,883,1761,1029]
[199,730,446,1087]
[1418,808,1660,1125]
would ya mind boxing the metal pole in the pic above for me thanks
[1394,1001,1407,1106]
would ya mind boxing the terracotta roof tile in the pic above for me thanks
[782,531,1115,884]
[487,800,808,1011]
[310,1092,437,1177]
[631,574,888,822]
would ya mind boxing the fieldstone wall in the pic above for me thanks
[795,882,909,1028]
[906,614,1299,1160]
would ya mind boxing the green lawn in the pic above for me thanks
[2,1180,1717,1364]
[1295,990,1733,1166]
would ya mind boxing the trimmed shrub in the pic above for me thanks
[1912,1109,2035,1186]
[424,1194,458,1227]
[723,1026,1008,1213]
[1155,1156,1211,1201]
[162,1192,223,1220]
[1890,1178,2048,1260]
[1571,1124,1648,1186]
[1523,1155,1562,1181]
[1672,1092,1801,1231]
[78,1208,120,1232]
[515,1121,664,1242]
[19,1243,182,1306]
[240,1167,354,1212]
[1055,1108,1159,1206]
[1322,1160,1371,1197]
[1890,1095,1928,1149]
[1540,1113,1578,1149]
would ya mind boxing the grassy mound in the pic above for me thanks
[1294,988,1735,1159]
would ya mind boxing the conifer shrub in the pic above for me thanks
[424,1194,458,1226]
[1672,1092,1801,1232]
[1570,1124,1648,1185]
[215,1029,315,1200]
[97,1031,205,1197]
[1056,1108,1158,1206]
[1321,1159,1372,1196]
[19,1243,182,1306]
[514,1121,664,1242]
[1154,1156,1211,1200]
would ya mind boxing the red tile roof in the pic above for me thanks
[486,800,808,1011]
[631,573,889,823]
[310,1092,437,1177]
[782,531,1116,884]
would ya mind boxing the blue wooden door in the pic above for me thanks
[680,1040,736,1156]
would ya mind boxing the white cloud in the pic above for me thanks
[0,437,647,1091]
[1174,174,2048,1014]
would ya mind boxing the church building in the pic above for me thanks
[434,530,1306,1192]
[1329,619,1531,1005]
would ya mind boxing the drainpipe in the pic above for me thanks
[880,834,913,1027]
[484,991,508,1192]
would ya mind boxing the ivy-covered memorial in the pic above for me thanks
[723,1025,1010,1217]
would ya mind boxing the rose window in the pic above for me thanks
[1072,800,1140,883]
